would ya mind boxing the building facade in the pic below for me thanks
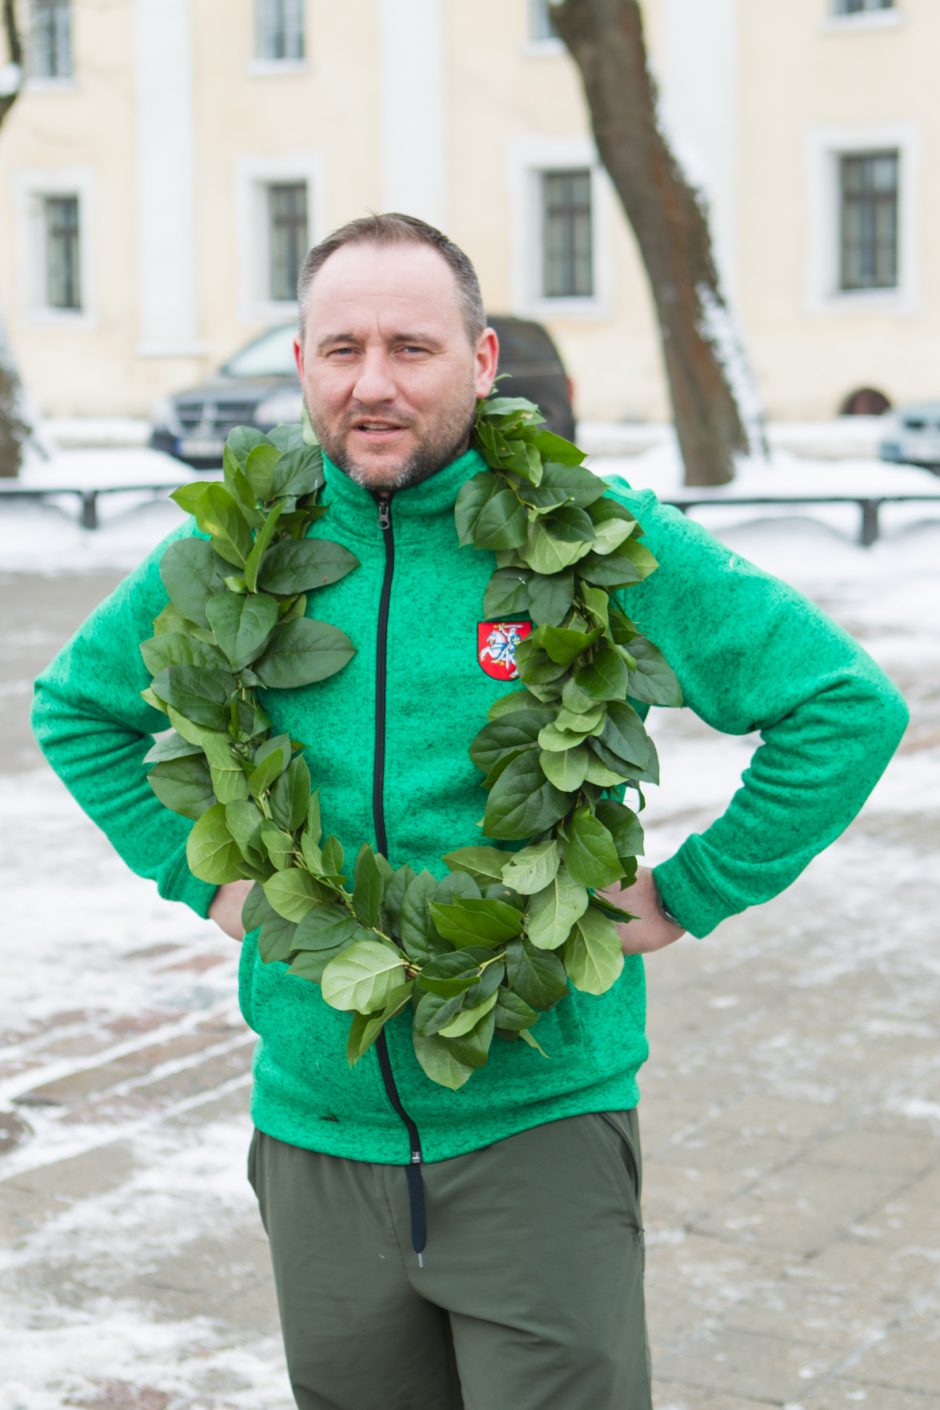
[1,0,937,423]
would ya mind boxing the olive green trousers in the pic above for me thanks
[247,1110,651,1410]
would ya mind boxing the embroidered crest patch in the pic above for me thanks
[477,621,532,680]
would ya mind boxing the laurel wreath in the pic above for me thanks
[141,397,682,1089]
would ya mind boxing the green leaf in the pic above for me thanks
[438,990,499,1038]
[321,834,345,879]
[143,731,202,766]
[512,638,568,692]
[554,702,606,734]
[150,665,235,730]
[573,646,629,702]
[523,520,593,575]
[259,914,299,964]
[140,631,227,676]
[225,799,265,859]
[538,622,602,667]
[352,844,384,928]
[320,940,406,1013]
[147,753,215,820]
[526,570,574,626]
[583,755,627,787]
[468,710,552,777]
[595,800,645,861]
[205,591,280,672]
[501,839,559,896]
[483,568,530,618]
[482,750,570,841]
[466,486,529,551]
[223,444,265,527]
[538,461,607,507]
[564,807,623,889]
[170,481,214,517]
[260,820,295,870]
[411,1032,476,1090]
[580,538,658,588]
[269,752,311,832]
[300,829,324,873]
[346,983,413,1064]
[159,538,229,627]
[599,700,652,768]
[242,501,285,593]
[292,905,362,952]
[538,746,590,792]
[442,846,510,885]
[487,689,539,721]
[381,863,415,935]
[505,936,569,1009]
[564,908,624,995]
[255,618,356,689]
[203,734,250,804]
[244,442,282,501]
[444,1007,496,1068]
[493,986,539,1032]
[399,870,439,962]
[537,720,591,752]
[263,867,332,921]
[242,881,277,933]
[186,803,245,883]
[526,867,589,950]
[624,636,684,707]
[227,426,271,469]
[259,537,359,595]
[271,445,325,498]
[454,472,498,545]
[192,484,253,568]
[416,946,489,997]
[429,898,523,948]
[288,942,346,981]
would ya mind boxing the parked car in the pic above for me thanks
[878,403,940,474]
[149,315,576,468]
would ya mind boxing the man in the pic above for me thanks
[33,213,908,1410]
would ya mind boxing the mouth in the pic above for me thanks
[350,419,410,441]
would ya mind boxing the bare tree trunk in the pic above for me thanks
[1,0,29,477]
[549,0,764,486]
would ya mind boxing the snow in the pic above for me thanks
[1,433,938,1406]
[0,61,22,97]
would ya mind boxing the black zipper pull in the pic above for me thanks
[377,495,391,531]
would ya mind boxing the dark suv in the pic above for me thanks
[149,314,576,467]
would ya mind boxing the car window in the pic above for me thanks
[488,317,560,366]
[221,324,297,378]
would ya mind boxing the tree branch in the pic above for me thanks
[1,0,25,132]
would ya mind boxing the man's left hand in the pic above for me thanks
[208,880,254,941]
[598,866,687,955]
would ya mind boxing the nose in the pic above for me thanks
[352,349,397,405]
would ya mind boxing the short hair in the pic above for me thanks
[296,212,486,345]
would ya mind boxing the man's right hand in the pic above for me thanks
[208,879,254,940]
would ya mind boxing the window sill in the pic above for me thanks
[819,10,903,34]
[247,59,310,77]
[24,307,94,329]
[813,286,914,315]
[24,76,77,93]
[519,295,608,321]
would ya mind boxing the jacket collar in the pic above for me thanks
[321,446,486,541]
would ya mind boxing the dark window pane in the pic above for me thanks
[30,0,72,79]
[531,0,559,40]
[268,182,308,302]
[45,195,81,309]
[834,0,894,13]
[257,0,305,60]
[839,151,898,291]
[541,169,593,299]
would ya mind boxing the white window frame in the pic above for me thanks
[14,168,95,326]
[250,0,308,73]
[26,0,75,89]
[236,154,322,326]
[509,136,610,319]
[522,0,564,55]
[806,125,919,315]
[821,0,903,32]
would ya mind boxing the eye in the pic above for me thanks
[399,344,429,356]
[325,345,357,359]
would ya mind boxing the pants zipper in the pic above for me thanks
[372,492,427,1266]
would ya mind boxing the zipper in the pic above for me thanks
[372,492,427,1265]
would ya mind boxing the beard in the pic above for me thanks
[305,385,477,492]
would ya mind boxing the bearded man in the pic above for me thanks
[33,213,908,1410]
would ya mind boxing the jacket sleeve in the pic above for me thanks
[612,487,910,938]
[31,521,218,919]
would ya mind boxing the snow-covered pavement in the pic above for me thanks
[1,440,938,1409]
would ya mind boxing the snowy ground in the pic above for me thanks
[1,437,938,1408]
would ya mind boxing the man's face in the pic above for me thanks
[294,242,498,491]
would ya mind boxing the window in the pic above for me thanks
[266,181,308,302]
[839,151,898,290]
[540,170,593,298]
[43,194,82,309]
[832,0,893,13]
[256,0,305,61]
[530,0,560,42]
[29,0,72,79]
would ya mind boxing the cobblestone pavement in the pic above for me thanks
[1,557,937,1409]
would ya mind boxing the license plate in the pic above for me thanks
[179,436,225,458]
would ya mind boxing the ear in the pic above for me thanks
[293,335,305,382]
[473,327,500,399]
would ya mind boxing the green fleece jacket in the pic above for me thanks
[32,448,909,1162]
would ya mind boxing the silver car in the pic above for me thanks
[879,403,940,474]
